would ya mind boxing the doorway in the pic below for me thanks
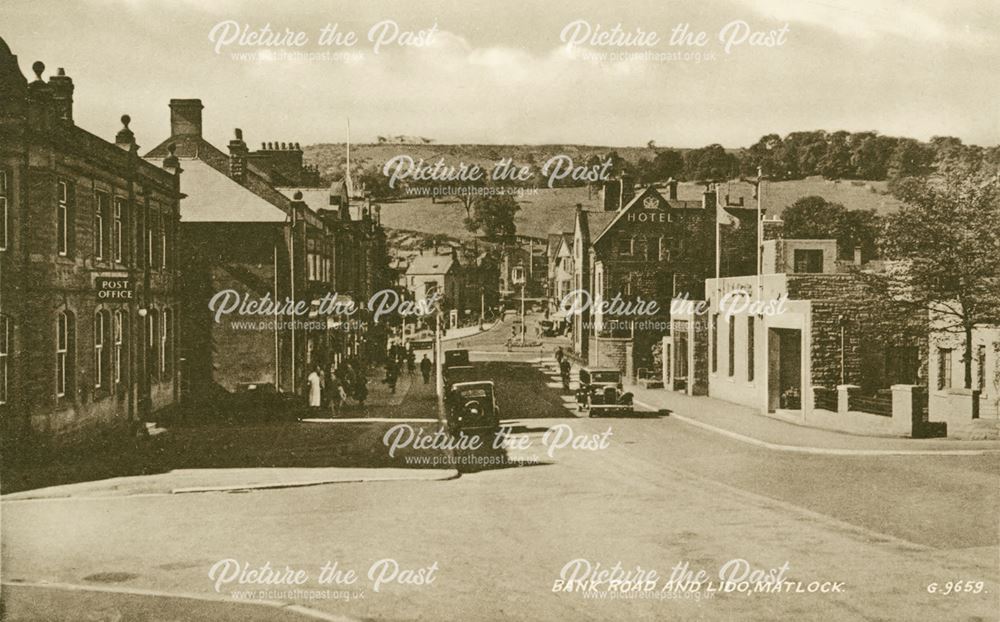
[768,328,802,411]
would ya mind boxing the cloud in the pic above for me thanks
[748,0,993,46]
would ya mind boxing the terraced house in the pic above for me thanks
[0,39,183,450]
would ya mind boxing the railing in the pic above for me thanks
[813,387,838,412]
[849,392,893,417]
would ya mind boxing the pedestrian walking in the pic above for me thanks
[559,358,571,391]
[385,360,399,393]
[328,375,344,417]
[420,354,432,384]
[307,365,324,411]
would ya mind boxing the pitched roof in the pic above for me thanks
[579,210,618,241]
[593,186,703,244]
[406,254,456,275]
[146,134,293,216]
[547,232,573,256]
[158,159,287,223]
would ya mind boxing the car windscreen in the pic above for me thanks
[591,372,620,383]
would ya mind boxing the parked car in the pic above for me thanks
[446,381,501,438]
[575,367,633,417]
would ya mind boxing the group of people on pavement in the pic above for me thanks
[383,344,417,393]
[389,342,433,386]
[306,356,370,416]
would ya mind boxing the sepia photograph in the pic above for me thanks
[0,1,998,620]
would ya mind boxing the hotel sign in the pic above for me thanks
[625,194,666,222]
[95,276,134,300]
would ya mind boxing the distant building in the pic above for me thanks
[546,232,573,312]
[405,250,464,327]
[498,236,546,303]
[570,206,617,362]
[928,319,999,433]
[1,39,183,449]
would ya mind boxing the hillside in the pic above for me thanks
[305,143,671,179]
[372,177,902,241]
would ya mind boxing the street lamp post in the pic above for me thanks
[425,284,445,399]
[512,266,526,345]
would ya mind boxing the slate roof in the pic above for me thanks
[405,254,456,275]
[160,159,287,223]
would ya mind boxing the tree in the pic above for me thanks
[465,193,519,242]
[649,149,684,182]
[683,144,738,181]
[887,138,935,180]
[873,171,1000,389]
[358,165,397,200]
[818,131,853,179]
[782,196,881,260]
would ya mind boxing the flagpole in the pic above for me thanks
[756,166,763,302]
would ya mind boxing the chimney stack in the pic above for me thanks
[48,67,74,122]
[666,178,678,200]
[169,98,203,137]
[701,183,717,210]
[228,128,248,183]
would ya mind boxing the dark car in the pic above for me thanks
[575,367,633,417]
[446,381,501,438]
[443,364,478,390]
[444,349,470,368]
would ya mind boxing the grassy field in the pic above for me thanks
[305,142,669,179]
[375,177,903,241]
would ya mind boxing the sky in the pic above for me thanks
[1,0,997,150]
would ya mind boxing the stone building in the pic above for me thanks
[498,236,547,305]
[570,206,616,362]
[404,250,464,328]
[928,318,999,437]
[668,230,929,435]
[545,231,573,315]
[0,39,182,450]
[586,184,717,375]
[287,182,391,365]
[144,100,330,402]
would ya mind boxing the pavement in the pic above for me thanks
[520,351,1000,454]
[1,363,457,498]
[2,354,997,621]
[2,467,458,501]
[625,382,1000,454]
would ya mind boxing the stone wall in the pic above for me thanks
[589,337,630,374]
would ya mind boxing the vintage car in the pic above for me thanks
[575,367,633,417]
[444,349,470,368]
[446,381,501,438]
[443,364,478,390]
[538,319,568,338]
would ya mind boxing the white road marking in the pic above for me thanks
[633,399,1000,456]
[300,418,439,424]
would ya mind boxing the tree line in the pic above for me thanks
[627,131,999,185]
